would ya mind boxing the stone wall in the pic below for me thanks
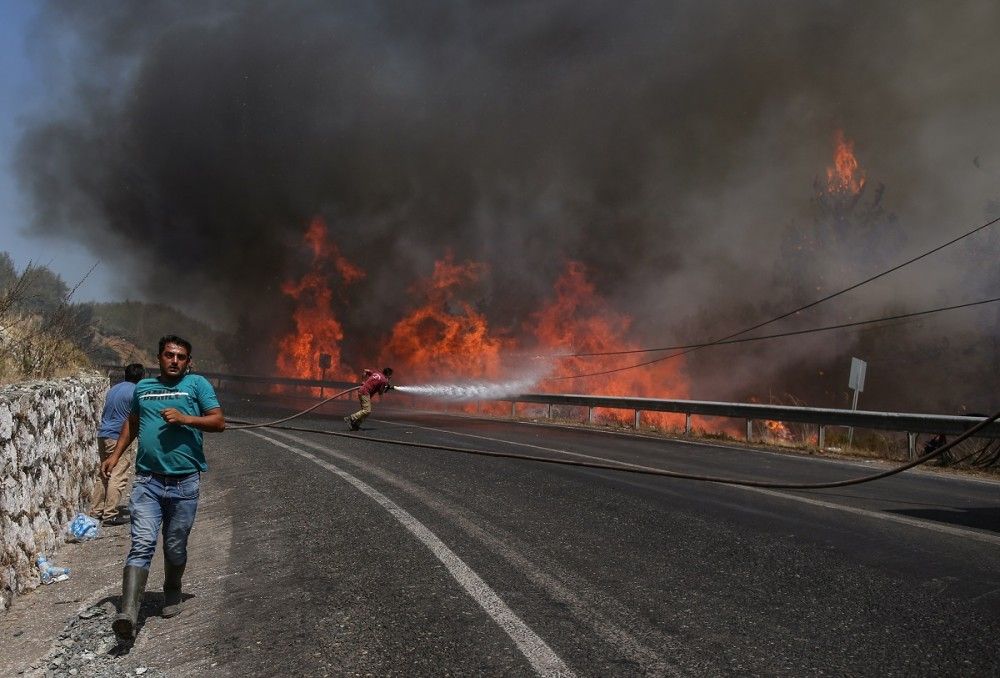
[0,374,107,613]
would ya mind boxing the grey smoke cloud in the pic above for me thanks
[15,1,1000,409]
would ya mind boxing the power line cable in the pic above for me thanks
[547,214,1000,381]
[232,405,1000,490]
[556,296,1000,357]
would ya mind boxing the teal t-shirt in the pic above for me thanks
[131,374,221,475]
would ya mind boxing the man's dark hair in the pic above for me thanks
[382,367,393,377]
[124,363,146,383]
[158,335,192,356]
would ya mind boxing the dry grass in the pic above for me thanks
[0,263,94,384]
[0,313,91,382]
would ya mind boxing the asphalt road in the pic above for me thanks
[117,398,1000,676]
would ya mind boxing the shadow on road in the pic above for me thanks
[887,506,1000,533]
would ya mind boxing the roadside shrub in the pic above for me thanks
[0,258,93,383]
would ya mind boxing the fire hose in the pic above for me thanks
[226,386,362,429]
[226,388,1000,490]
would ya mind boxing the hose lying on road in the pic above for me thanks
[226,395,1000,490]
[226,387,359,430]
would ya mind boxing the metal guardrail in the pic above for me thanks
[504,393,1000,456]
[197,370,357,393]
[104,366,357,395]
[509,393,1000,437]
[104,367,999,456]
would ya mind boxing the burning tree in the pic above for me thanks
[778,129,902,300]
[378,252,513,384]
[529,261,690,428]
[275,216,364,382]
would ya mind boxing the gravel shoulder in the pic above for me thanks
[0,450,233,677]
[0,523,130,676]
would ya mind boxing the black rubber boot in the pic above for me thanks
[162,559,186,618]
[112,566,148,640]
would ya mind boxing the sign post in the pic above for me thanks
[847,357,867,446]
[318,353,332,397]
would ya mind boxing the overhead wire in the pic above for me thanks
[220,297,999,430]
[556,296,1000,357]
[546,214,1000,381]
[224,216,1000,487]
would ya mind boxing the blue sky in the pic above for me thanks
[0,0,113,300]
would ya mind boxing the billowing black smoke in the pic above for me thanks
[16,1,1000,411]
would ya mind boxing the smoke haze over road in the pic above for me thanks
[15,1,1000,410]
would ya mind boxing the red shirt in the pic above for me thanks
[359,370,390,396]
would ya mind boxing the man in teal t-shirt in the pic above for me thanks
[101,335,225,640]
[131,370,219,475]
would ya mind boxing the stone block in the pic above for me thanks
[0,406,13,441]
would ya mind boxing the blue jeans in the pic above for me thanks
[126,472,200,569]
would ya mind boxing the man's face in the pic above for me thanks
[159,342,191,378]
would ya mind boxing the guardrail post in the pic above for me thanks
[818,425,825,449]
[547,404,552,419]
[588,407,594,424]
[907,432,916,460]
[684,414,691,434]
[746,419,753,442]
[634,410,641,429]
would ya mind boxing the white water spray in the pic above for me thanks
[394,373,546,401]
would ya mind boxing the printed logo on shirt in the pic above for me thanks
[139,391,193,401]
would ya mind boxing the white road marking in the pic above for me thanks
[380,420,1000,547]
[270,429,682,676]
[244,430,575,678]
[735,485,1000,546]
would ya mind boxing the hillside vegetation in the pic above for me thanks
[89,301,225,370]
[0,252,227,383]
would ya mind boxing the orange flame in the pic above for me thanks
[379,252,512,384]
[826,129,866,195]
[531,261,689,427]
[276,216,364,381]
[275,245,704,432]
[763,419,793,442]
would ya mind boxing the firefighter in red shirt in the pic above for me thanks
[345,367,393,430]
